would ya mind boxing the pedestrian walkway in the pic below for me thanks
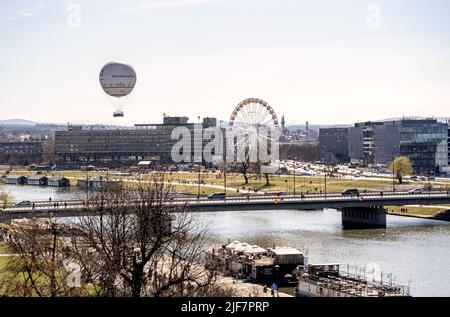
[217,275,293,297]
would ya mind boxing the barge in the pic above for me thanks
[296,263,411,297]
[207,241,304,285]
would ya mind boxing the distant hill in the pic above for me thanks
[0,119,37,126]
[0,118,130,129]
[0,119,131,132]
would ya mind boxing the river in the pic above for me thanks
[3,185,450,297]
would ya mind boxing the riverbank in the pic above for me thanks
[387,205,450,221]
[2,207,450,296]
[0,242,293,297]
[5,168,449,197]
[217,275,293,297]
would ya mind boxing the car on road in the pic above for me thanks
[207,193,226,200]
[408,188,423,194]
[341,189,360,196]
[16,201,32,207]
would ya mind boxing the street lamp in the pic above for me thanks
[197,165,201,200]
[274,265,280,284]
[427,165,432,197]
[85,170,90,202]
[223,161,227,200]
[293,157,297,197]
[392,161,395,193]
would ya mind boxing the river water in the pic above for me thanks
[3,185,450,297]
[4,185,85,202]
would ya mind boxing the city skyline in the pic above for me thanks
[0,115,449,128]
[1,0,450,125]
[2,1,450,303]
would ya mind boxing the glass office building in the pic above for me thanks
[399,119,448,175]
[344,118,448,175]
[319,128,350,163]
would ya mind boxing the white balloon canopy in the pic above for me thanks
[99,61,137,117]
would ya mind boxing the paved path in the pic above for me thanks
[122,179,253,194]
[407,204,450,209]
[218,275,293,297]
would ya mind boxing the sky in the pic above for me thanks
[0,0,449,126]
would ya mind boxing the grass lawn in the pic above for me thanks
[278,286,296,296]
[0,256,15,294]
[7,168,445,196]
[162,172,401,193]
[0,242,9,254]
[386,206,448,217]
[211,174,417,194]
[172,185,228,196]
[0,255,99,296]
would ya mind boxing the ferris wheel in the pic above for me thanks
[229,98,280,128]
[227,98,280,164]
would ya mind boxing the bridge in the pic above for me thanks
[1,191,449,229]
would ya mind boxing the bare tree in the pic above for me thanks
[70,175,223,297]
[234,143,252,185]
[238,161,250,185]
[2,219,80,297]
[0,187,13,210]
[263,172,270,186]
[1,177,234,297]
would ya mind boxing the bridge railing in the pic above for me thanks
[2,190,449,211]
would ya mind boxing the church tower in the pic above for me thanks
[281,114,286,134]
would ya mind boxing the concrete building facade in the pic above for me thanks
[320,118,448,175]
[0,141,43,156]
[373,122,401,166]
[348,122,383,165]
[348,126,364,164]
[55,116,217,167]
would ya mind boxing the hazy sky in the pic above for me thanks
[1,0,449,126]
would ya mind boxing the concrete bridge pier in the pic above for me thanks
[341,206,387,230]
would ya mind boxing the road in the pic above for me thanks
[2,190,449,215]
